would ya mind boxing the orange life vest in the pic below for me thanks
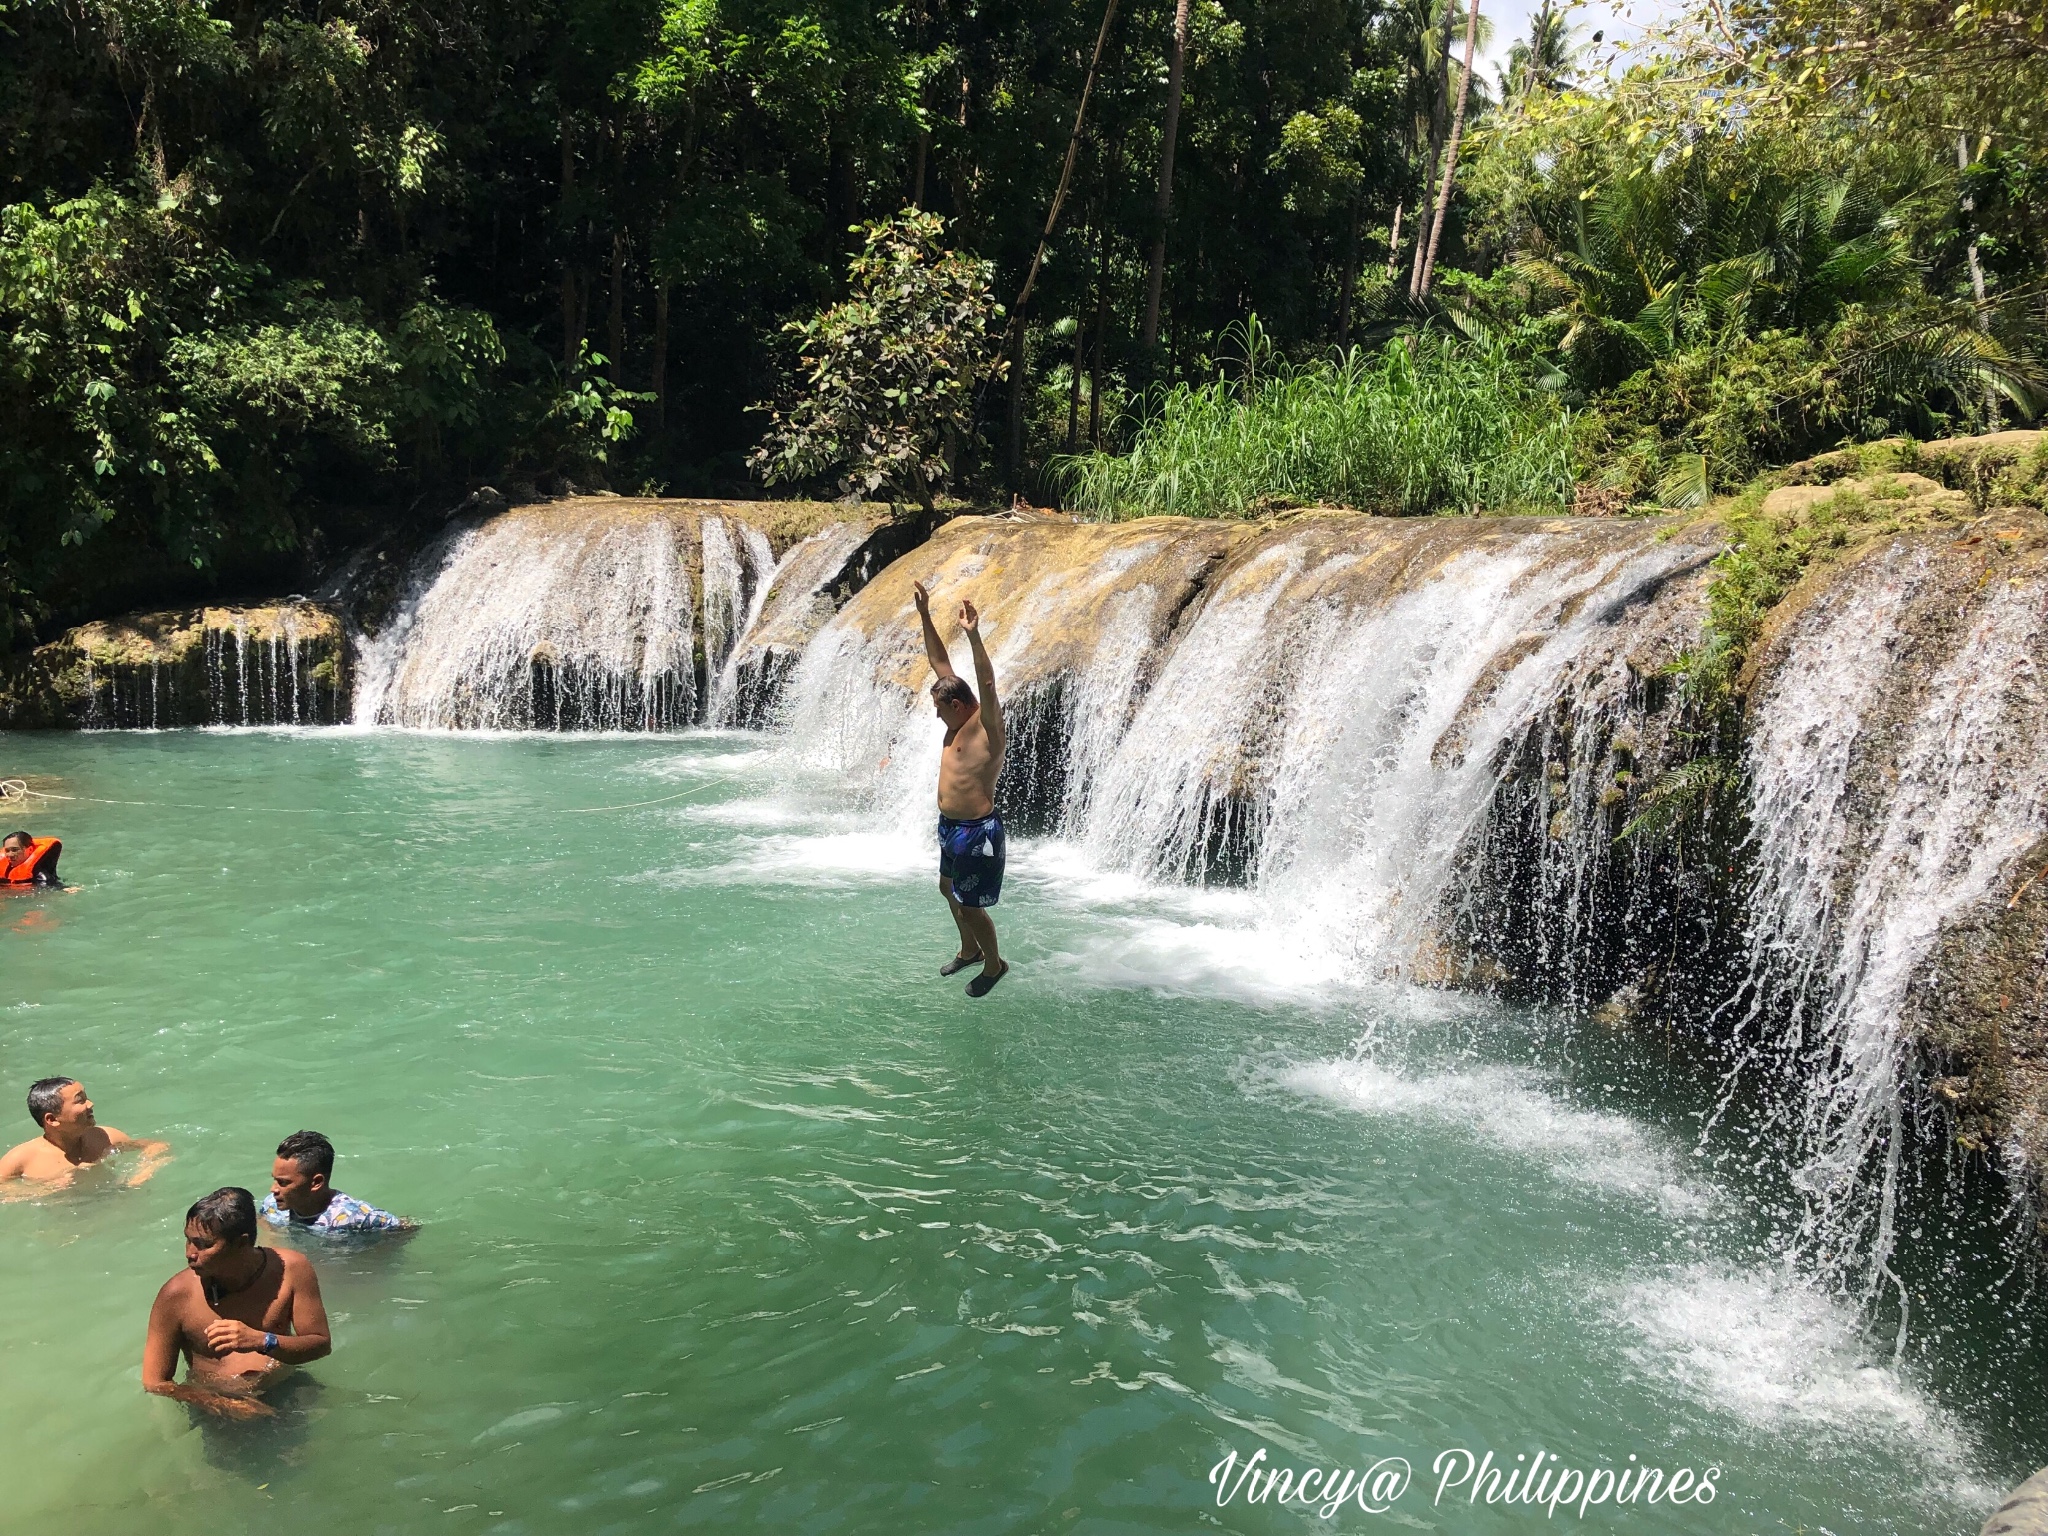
[0,837,59,885]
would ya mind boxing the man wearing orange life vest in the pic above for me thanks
[0,829,61,886]
[0,1077,171,1192]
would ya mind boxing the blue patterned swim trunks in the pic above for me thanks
[938,812,1006,909]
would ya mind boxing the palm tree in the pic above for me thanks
[1511,164,2036,476]
[1502,0,1581,101]
[1387,0,1490,297]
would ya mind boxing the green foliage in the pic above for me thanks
[1055,323,1576,519]
[750,212,1004,511]
[0,184,525,647]
[1617,755,1741,849]
[1467,79,2043,501]
[1,0,2046,649]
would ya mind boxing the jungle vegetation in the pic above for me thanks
[2,0,2044,643]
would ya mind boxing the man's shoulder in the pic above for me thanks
[0,1136,40,1171]
[274,1244,318,1278]
[152,1268,199,1306]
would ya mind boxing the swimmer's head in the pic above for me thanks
[1,830,29,855]
[271,1130,336,1217]
[27,1076,90,1133]
[931,675,976,727]
[185,1187,259,1272]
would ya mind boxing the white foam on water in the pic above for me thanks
[653,824,931,891]
[1274,1057,1712,1215]
[1611,1263,1991,1500]
[1051,916,1353,1008]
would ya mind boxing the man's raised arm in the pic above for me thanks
[959,600,1003,755]
[913,581,956,680]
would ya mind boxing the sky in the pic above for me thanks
[1472,0,1683,82]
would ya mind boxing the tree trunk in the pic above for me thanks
[1090,205,1112,446]
[1067,313,1085,452]
[1418,0,1480,299]
[999,0,1121,490]
[1958,132,1997,427]
[607,231,626,385]
[1408,1,1456,299]
[651,279,670,428]
[1384,198,1404,279]
[560,116,581,371]
[912,126,929,208]
[1337,199,1362,345]
[1139,0,1191,352]
[1005,327,1028,486]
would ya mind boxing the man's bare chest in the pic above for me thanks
[182,1280,291,1342]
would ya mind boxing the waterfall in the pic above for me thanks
[72,604,340,728]
[700,517,747,706]
[706,521,779,726]
[718,520,888,729]
[353,506,699,730]
[1743,540,2048,1295]
[776,514,1721,978]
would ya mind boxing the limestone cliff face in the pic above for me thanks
[2,603,348,727]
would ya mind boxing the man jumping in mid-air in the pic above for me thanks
[914,581,1009,997]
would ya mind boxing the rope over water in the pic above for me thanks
[0,774,744,817]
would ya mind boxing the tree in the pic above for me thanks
[1139,0,1192,352]
[750,212,1005,511]
[1416,0,1481,299]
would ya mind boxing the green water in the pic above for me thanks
[0,731,2029,1533]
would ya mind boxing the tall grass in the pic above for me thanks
[1055,328,1578,519]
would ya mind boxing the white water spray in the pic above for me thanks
[1744,544,2048,1294]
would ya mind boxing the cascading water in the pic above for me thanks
[717,520,890,729]
[699,517,747,706]
[72,605,342,728]
[353,506,699,730]
[776,514,1722,980]
[706,522,779,726]
[1743,539,2048,1296]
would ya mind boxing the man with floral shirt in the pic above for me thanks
[261,1130,416,1236]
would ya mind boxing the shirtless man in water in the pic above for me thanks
[143,1187,331,1420]
[914,581,1009,996]
[0,1077,170,1192]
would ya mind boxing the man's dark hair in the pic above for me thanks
[932,676,976,710]
[186,1187,258,1245]
[26,1076,75,1128]
[2,830,29,848]
[276,1129,336,1180]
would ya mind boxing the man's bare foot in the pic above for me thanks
[966,961,1009,998]
[940,951,983,977]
